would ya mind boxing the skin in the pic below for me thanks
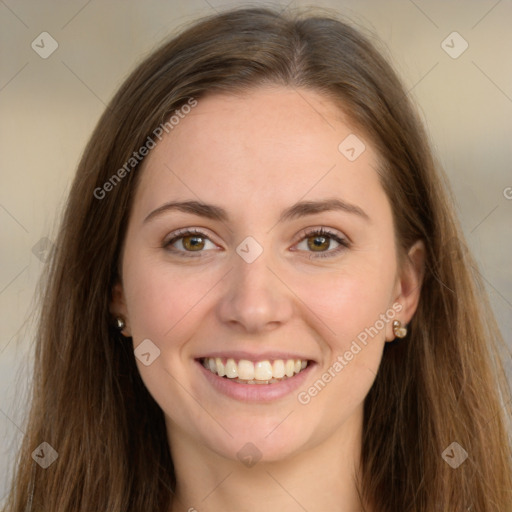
[111,86,424,512]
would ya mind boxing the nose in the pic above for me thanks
[216,246,294,334]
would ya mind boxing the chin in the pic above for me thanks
[203,419,314,465]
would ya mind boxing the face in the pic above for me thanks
[111,86,423,464]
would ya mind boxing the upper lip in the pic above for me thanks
[196,351,315,363]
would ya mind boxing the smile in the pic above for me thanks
[200,357,309,384]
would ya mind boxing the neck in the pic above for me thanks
[167,408,367,512]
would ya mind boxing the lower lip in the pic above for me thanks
[195,360,315,402]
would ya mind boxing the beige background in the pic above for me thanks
[1,0,511,503]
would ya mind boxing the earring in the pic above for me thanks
[116,317,126,330]
[393,320,407,339]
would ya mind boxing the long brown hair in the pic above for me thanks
[5,7,512,511]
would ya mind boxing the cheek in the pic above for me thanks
[122,255,215,418]
[293,270,393,419]
[295,255,396,349]
[293,251,396,413]
[123,253,218,340]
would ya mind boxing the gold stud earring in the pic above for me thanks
[116,317,126,330]
[393,320,407,339]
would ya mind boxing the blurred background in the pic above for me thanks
[1,0,511,503]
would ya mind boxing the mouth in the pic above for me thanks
[194,354,316,402]
[198,357,310,385]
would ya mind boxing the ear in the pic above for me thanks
[386,239,425,341]
[109,280,132,337]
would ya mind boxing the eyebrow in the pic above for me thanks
[143,198,370,225]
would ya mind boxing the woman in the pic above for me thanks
[4,6,512,512]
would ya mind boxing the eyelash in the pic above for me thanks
[163,227,350,259]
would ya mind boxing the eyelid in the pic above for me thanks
[293,226,349,245]
[163,227,216,245]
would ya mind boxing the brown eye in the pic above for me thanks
[294,228,350,259]
[181,235,205,251]
[307,235,331,252]
[164,229,217,256]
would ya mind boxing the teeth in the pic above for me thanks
[225,358,238,378]
[272,360,285,378]
[216,358,226,377]
[285,359,295,377]
[202,357,309,383]
[254,361,273,380]
[238,359,254,380]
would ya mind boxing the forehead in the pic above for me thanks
[132,87,387,224]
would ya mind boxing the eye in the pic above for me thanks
[163,227,350,259]
[294,228,350,258]
[163,229,218,257]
